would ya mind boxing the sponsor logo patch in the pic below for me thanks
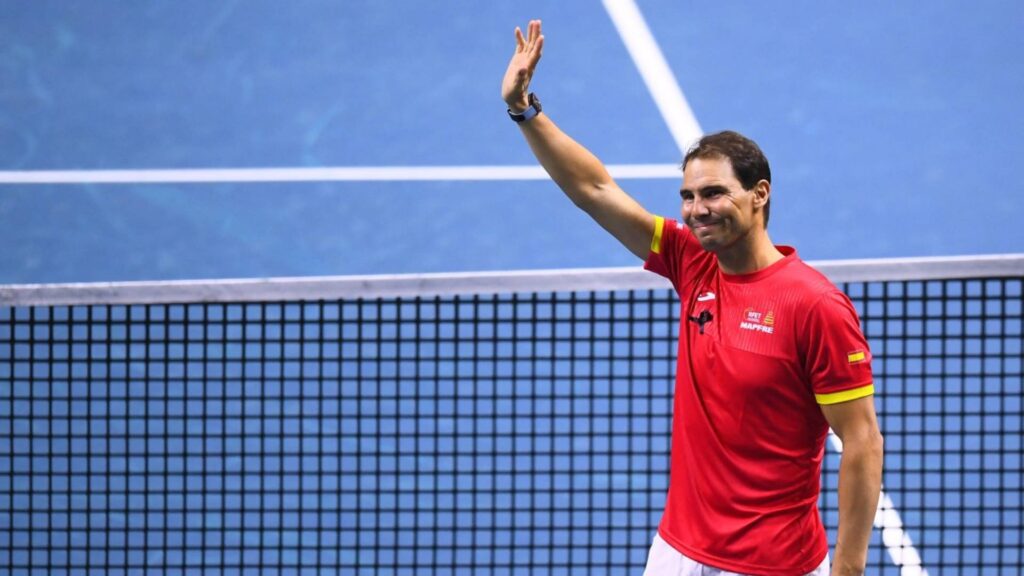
[740,307,775,334]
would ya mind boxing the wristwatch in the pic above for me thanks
[508,93,542,123]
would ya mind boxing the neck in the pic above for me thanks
[715,228,784,275]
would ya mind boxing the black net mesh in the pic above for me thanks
[1,276,1021,574]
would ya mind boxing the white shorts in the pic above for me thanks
[642,533,830,576]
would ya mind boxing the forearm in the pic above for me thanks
[516,113,653,258]
[833,433,884,575]
[501,20,654,259]
[517,113,615,209]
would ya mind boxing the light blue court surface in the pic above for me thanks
[0,1,1022,283]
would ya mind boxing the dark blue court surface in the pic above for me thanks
[0,1,1021,283]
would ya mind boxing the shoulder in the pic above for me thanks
[766,258,861,336]
[648,218,717,290]
[660,217,698,252]
[789,262,864,339]
[776,258,844,302]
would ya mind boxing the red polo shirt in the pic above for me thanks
[645,217,874,575]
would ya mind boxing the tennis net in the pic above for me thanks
[1,255,1021,575]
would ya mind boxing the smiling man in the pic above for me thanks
[502,20,884,576]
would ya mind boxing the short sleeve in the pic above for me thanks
[644,217,696,292]
[802,290,875,405]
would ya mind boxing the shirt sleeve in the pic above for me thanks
[802,290,876,405]
[643,216,695,293]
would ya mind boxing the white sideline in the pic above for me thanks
[829,433,929,575]
[602,0,703,154]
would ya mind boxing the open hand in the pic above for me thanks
[501,20,544,113]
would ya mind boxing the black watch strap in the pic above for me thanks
[508,93,542,123]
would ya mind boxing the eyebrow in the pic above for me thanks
[680,184,729,196]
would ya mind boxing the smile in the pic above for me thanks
[692,221,722,230]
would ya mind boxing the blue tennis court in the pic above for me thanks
[1,1,1021,283]
[1,1,1022,574]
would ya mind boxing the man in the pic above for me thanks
[501,20,884,576]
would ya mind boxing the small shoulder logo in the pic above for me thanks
[847,350,867,364]
[740,307,775,334]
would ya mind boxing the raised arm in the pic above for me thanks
[501,20,656,260]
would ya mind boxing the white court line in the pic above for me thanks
[0,164,681,185]
[0,0,696,187]
[829,433,929,576]
[606,0,929,570]
[602,0,703,154]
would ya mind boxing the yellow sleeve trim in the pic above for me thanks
[816,384,875,405]
[651,216,665,255]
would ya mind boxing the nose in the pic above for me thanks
[688,195,711,218]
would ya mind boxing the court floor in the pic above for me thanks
[0,0,1021,283]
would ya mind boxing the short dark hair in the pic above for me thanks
[683,130,772,227]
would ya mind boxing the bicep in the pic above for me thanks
[820,395,881,445]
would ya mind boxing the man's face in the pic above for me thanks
[680,156,763,252]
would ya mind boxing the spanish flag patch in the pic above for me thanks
[847,350,867,364]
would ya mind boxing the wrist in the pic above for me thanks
[507,92,542,123]
[507,100,528,114]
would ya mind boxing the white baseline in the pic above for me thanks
[0,164,681,185]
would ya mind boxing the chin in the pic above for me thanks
[695,236,722,252]
[695,231,740,254]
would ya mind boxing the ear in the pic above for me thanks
[751,179,770,210]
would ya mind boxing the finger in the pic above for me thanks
[527,34,544,67]
[528,20,539,45]
[531,34,544,61]
[533,20,544,51]
[515,26,525,51]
